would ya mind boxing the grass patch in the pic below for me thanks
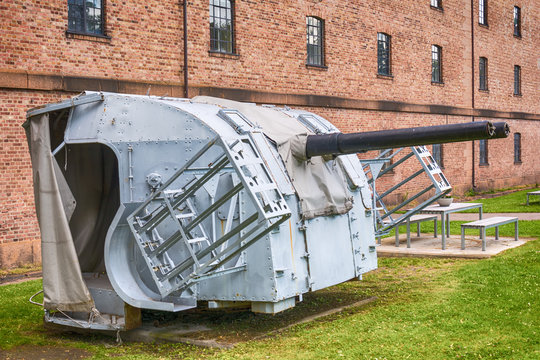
[0,264,41,278]
[461,188,540,213]
[213,240,540,359]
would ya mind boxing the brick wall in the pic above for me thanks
[1,0,183,82]
[473,0,539,114]
[0,0,538,268]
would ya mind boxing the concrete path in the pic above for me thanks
[451,212,540,221]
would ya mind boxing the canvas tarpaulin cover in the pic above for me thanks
[193,96,353,219]
[24,113,95,312]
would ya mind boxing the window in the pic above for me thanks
[514,65,521,95]
[479,0,488,25]
[431,45,442,83]
[68,0,104,36]
[432,144,443,168]
[377,33,391,76]
[514,133,521,163]
[306,17,324,66]
[479,57,488,90]
[479,139,488,165]
[379,149,394,172]
[209,0,235,54]
[513,6,521,37]
[430,0,442,9]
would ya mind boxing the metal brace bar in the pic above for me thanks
[379,192,448,233]
[206,214,290,273]
[161,213,259,281]
[192,265,247,283]
[129,136,220,225]
[381,184,435,220]
[368,150,414,183]
[162,195,200,267]
[378,168,425,200]
[184,183,243,233]
[135,154,229,233]
[171,214,290,295]
[26,92,105,118]
[149,182,244,257]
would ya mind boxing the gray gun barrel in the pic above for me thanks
[305,121,509,158]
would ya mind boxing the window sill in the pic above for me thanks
[513,93,522,97]
[431,81,444,86]
[208,51,240,59]
[66,31,111,43]
[478,23,489,29]
[513,34,522,39]
[479,88,489,93]
[514,161,522,165]
[306,64,328,71]
[430,6,443,12]
[377,73,394,80]
[479,163,489,167]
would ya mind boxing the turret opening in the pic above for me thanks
[49,110,120,273]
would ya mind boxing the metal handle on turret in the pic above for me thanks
[305,121,509,158]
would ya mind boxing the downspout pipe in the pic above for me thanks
[471,0,476,188]
[183,0,189,98]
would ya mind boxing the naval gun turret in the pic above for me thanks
[24,92,508,330]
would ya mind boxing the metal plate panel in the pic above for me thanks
[305,215,356,291]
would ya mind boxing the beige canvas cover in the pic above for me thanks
[193,97,353,219]
[24,114,94,312]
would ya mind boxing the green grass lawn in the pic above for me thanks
[462,188,540,213]
[1,233,539,359]
[221,239,540,360]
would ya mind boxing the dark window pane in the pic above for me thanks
[379,149,393,172]
[479,0,487,25]
[431,45,442,83]
[514,65,521,95]
[306,17,324,66]
[68,0,85,32]
[514,133,521,163]
[68,0,103,35]
[209,0,234,53]
[377,33,391,76]
[432,144,443,168]
[479,139,488,165]
[513,6,521,36]
[479,57,487,90]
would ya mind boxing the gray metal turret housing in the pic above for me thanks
[25,92,378,330]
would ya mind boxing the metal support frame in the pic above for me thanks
[363,146,451,237]
[127,135,291,297]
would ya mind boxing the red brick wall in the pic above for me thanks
[187,0,474,106]
[0,0,183,81]
[473,0,539,114]
[2,0,537,109]
[475,118,540,190]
